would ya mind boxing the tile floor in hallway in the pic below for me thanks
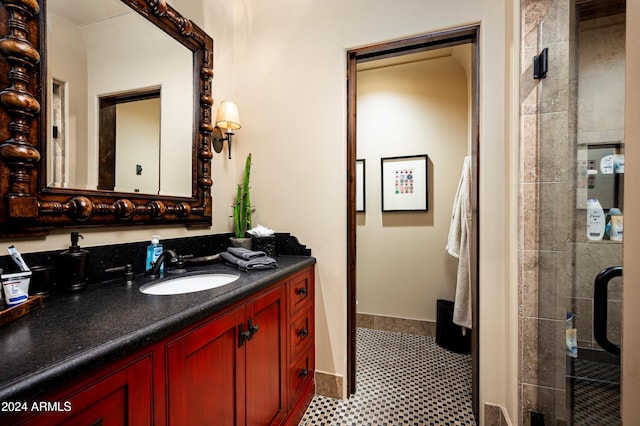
[299,327,476,425]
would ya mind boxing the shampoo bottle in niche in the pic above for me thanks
[146,235,163,273]
[586,198,605,241]
[610,214,623,241]
[56,232,88,291]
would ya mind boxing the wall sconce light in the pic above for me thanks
[213,101,241,159]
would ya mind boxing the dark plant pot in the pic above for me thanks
[229,237,252,249]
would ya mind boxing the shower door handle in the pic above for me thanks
[593,266,622,355]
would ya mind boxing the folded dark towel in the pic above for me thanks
[227,247,266,260]
[221,251,277,271]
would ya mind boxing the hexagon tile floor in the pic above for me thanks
[299,328,476,425]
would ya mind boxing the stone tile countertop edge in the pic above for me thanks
[0,255,316,403]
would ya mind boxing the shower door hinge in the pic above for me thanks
[533,48,548,79]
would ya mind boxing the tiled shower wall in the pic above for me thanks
[520,1,625,424]
[520,0,572,424]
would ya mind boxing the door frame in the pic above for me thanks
[346,24,481,418]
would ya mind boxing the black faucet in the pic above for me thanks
[145,249,178,279]
[105,263,134,285]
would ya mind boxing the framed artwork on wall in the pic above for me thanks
[356,159,365,212]
[381,154,428,212]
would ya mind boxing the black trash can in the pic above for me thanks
[436,299,471,354]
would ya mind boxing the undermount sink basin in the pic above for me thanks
[140,274,239,295]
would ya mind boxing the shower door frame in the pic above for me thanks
[346,24,481,419]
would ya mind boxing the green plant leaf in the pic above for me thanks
[233,153,253,238]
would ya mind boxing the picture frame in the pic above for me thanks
[356,159,366,212]
[381,155,428,212]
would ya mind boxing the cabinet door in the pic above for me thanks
[22,355,153,426]
[245,285,287,426]
[166,307,246,426]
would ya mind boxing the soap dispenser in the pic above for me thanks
[56,232,88,291]
[146,235,164,273]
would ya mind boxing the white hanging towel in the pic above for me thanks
[446,156,472,330]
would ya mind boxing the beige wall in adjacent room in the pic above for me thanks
[355,55,468,322]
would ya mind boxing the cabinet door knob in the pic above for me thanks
[295,287,307,296]
[297,328,308,338]
[297,368,308,380]
[238,319,259,347]
[248,318,259,338]
[238,323,251,347]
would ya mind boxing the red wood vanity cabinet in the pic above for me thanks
[166,284,287,425]
[5,265,315,426]
[17,353,155,426]
[284,268,315,425]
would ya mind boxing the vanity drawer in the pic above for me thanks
[287,267,314,317]
[288,345,315,408]
[289,307,314,362]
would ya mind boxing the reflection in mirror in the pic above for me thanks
[46,0,193,197]
[98,88,161,194]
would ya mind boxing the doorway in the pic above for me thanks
[346,25,480,418]
[98,88,161,193]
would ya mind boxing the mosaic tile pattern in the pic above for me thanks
[299,328,475,425]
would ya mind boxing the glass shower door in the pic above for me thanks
[568,265,622,425]
[567,1,625,424]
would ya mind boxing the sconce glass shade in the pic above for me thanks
[216,101,241,132]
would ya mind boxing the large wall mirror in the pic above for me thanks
[0,0,214,236]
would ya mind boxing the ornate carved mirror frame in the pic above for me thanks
[0,0,214,237]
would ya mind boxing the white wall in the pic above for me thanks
[230,0,517,420]
[115,98,161,194]
[355,56,468,322]
[47,11,88,188]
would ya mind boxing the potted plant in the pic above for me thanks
[230,153,253,249]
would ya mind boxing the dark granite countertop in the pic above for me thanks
[0,255,315,403]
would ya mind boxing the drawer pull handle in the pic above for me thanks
[298,368,308,380]
[297,328,309,338]
[295,287,307,296]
